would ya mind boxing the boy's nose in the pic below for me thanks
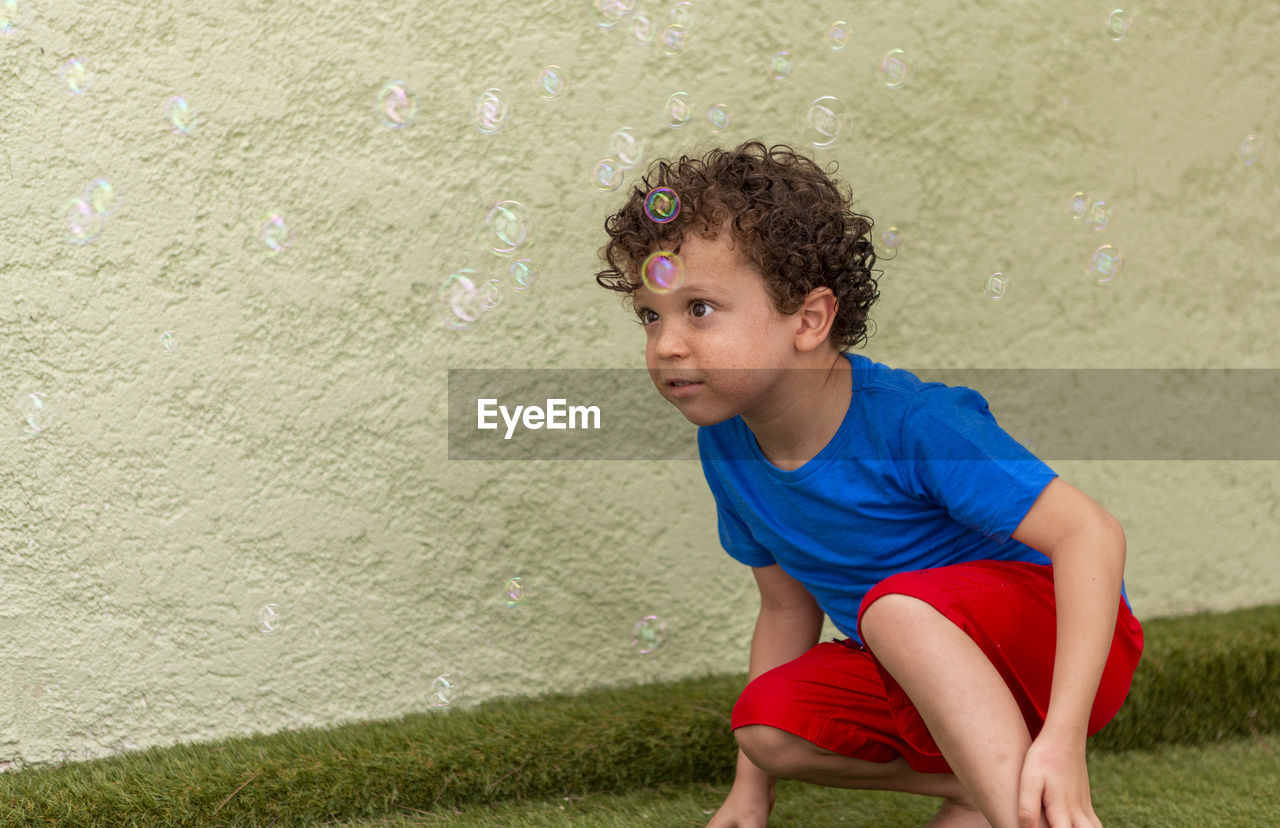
[653,322,689,360]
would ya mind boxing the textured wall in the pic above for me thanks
[2,0,1278,771]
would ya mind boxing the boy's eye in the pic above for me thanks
[637,308,656,324]
[690,301,713,318]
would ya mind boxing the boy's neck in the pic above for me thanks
[743,349,853,472]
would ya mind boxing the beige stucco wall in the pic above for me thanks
[2,0,1277,770]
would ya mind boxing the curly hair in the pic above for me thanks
[595,139,882,352]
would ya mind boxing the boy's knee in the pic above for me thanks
[734,725,808,779]
[859,592,938,651]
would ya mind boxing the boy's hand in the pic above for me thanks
[1017,729,1101,828]
[705,783,775,828]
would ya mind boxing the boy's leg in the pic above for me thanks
[859,593,1045,828]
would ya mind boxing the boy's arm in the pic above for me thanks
[1010,477,1127,827]
[712,564,825,823]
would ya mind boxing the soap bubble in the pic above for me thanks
[59,57,93,95]
[62,196,104,245]
[535,65,566,99]
[257,212,293,253]
[611,126,645,169]
[474,88,510,134]
[17,391,53,437]
[84,178,116,215]
[706,103,731,133]
[258,604,281,635]
[984,273,1010,300]
[163,95,199,135]
[485,200,533,256]
[1086,201,1113,231]
[770,51,793,80]
[438,269,485,330]
[502,577,525,607]
[664,92,695,128]
[1239,134,1262,165]
[1107,9,1132,42]
[1089,244,1124,283]
[632,615,668,655]
[431,674,456,707]
[644,187,680,223]
[592,158,624,191]
[590,0,634,29]
[480,278,503,311]
[880,226,904,254]
[670,1,694,28]
[1,0,28,35]
[804,96,849,149]
[160,331,179,354]
[828,21,851,50]
[631,13,656,44]
[511,258,538,291]
[1068,191,1090,220]
[878,49,910,88]
[375,81,416,128]
[661,24,689,56]
[642,251,684,294]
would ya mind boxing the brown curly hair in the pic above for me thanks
[595,139,882,352]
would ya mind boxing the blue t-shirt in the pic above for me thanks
[698,352,1062,643]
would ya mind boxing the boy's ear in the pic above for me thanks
[793,286,838,352]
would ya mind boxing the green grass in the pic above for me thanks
[333,735,1280,827]
[1,603,1276,827]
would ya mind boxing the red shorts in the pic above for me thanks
[730,560,1144,774]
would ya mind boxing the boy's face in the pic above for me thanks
[632,229,806,426]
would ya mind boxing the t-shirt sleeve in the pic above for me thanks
[897,385,1059,545]
[698,428,776,567]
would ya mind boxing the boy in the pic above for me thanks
[595,141,1143,828]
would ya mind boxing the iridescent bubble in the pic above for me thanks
[160,330,179,354]
[438,269,484,330]
[828,20,851,50]
[163,95,199,135]
[1086,201,1113,231]
[257,212,293,253]
[706,103,731,133]
[375,81,416,128]
[590,0,635,29]
[880,226,904,254]
[642,251,684,294]
[632,615,668,655]
[770,51,793,80]
[1,0,26,35]
[62,196,104,245]
[664,92,695,128]
[474,88,510,134]
[59,58,93,95]
[1089,244,1124,283]
[84,178,116,216]
[984,273,1010,300]
[485,200,533,256]
[644,187,680,223]
[1068,191,1091,220]
[670,1,694,28]
[804,96,848,149]
[258,604,281,635]
[431,674,456,707]
[511,259,537,291]
[502,577,525,607]
[592,158,624,191]
[17,391,53,437]
[1107,9,1131,42]
[1239,134,1262,166]
[631,13,656,44]
[878,49,910,88]
[480,278,503,310]
[661,24,689,56]
[611,126,645,169]
[535,65,566,99]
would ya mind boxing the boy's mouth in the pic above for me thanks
[666,378,704,398]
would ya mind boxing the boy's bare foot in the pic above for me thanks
[922,796,991,828]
